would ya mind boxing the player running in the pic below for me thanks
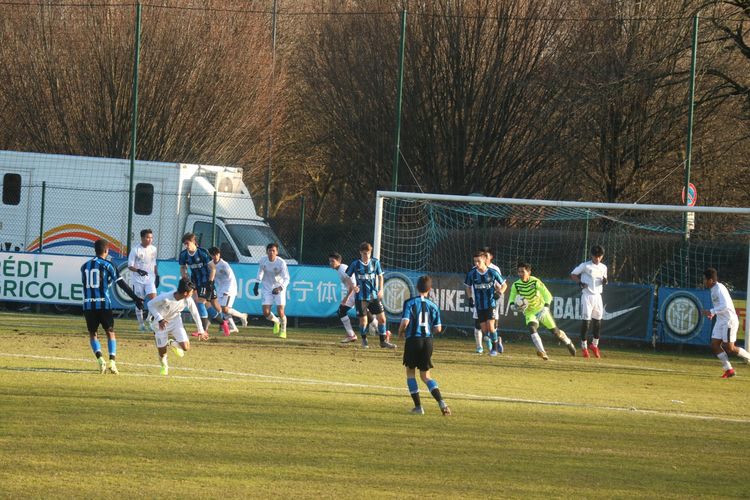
[702,267,750,378]
[508,261,576,360]
[127,228,159,331]
[346,242,396,349]
[398,275,451,416]
[179,232,216,339]
[465,251,506,356]
[81,239,144,374]
[254,242,290,339]
[570,245,607,358]
[208,246,248,335]
[147,278,206,376]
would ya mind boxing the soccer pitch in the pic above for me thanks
[1,312,748,498]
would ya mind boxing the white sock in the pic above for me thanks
[717,352,732,370]
[135,308,143,325]
[161,354,168,366]
[227,307,243,318]
[228,317,237,330]
[555,329,572,344]
[474,329,483,348]
[370,318,379,330]
[341,315,356,337]
[266,312,279,323]
[736,347,750,361]
[281,316,287,332]
[531,333,545,353]
[581,340,588,350]
[592,338,600,347]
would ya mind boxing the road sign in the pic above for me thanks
[681,183,697,207]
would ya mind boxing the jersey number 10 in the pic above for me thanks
[84,269,101,288]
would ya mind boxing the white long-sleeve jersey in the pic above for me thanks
[710,282,738,323]
[256,256,290,291]
[128,243,157,286]
[148,291,204,333]
[571,260,608,295]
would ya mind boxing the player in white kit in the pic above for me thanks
[208,246,248,334]
[128,229,159,331]
[254,243,290,338]
[147,278,205,375]
[328,252,379,343]
[570,245,607,358]
[702,267,750,378]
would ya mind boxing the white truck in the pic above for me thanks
[0,150,295,263]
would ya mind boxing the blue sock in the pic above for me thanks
[378,324,387,335]
[426,379,443,403]
[407,378,421,407]
[107,339,116,359]
[90,338,101,355]
[196,302,208,318]
[491,331,498,343]
[360,325,368,337]
[426,379,438,392]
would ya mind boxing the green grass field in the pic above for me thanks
[1,311,748,499]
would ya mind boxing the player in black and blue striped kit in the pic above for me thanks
[398,275,450,416]
[465,251,506,356]
[345,241,395,349]
[81,239,143,374]
[179,232,217,335]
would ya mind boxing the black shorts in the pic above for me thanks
[84,309,114,333]
[476,308,496,323]
[197,285,217,300]
[355,299,384,317]
[403,337,434,371]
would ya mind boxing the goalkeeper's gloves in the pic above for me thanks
[535,305,550,321]
[134,297,145,310]
[272,287,282,295]
[154,274,160,288]
[206,280,214,294]
[467,297,475,308]
[601,277,608,286]
[579,281,587,289]
[136,269,149,277]
[253,282,260,296]
[493,290,501,300]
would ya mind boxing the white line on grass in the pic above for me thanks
[1,351,748,424]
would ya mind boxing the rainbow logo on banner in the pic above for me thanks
[26,224,126,258]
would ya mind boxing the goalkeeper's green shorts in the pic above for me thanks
[524,308,557,330]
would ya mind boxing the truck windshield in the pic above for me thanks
[225,224,293,259]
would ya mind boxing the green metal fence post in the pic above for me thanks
[391,8,407,192]
[211,191,217,247]
[298,196,305,262]
[684,13,699,242]
[38,181,46,253]
[126,2,143,256]
[265,0,278,219]
[583,209,590,261]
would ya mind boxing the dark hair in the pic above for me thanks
[473,251,486,259]
[481,246,494,257]
[94,239,109,256]
[517,261,532,271]
[208,246,221,256]
[181,232,196,244]
[140,229,153,238]
[359,242,373,252]
[177,278,196,294]
[329,252,342,262]
[590,245,605,257]
[266,242,279,251]
[703,267,718,281]
[417,275,432,294]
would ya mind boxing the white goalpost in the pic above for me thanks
[374,190,750,342]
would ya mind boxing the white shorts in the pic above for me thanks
[711,319,739,343]
[581,293,603,321]
[262,288,286,306]
[218,291,236,309]
[343,293,355,309]
[133,281,157,298]
[150,316,189,348]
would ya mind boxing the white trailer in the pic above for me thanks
[0,150,295,263]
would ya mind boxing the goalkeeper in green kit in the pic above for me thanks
[507,261,576,360]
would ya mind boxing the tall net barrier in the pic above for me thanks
[376,192,750,291]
